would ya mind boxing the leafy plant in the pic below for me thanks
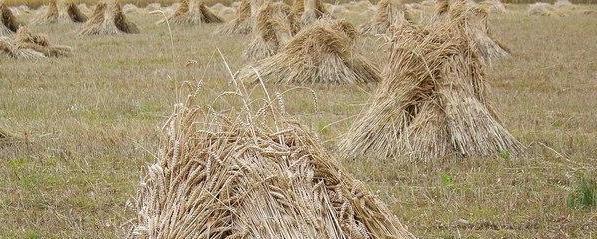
[440,173,454,188]
[498,150,511,160]
[567,176,595,210]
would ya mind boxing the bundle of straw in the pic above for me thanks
[0,36,18,57]
[339,0,523,160]
[431,0,509,64]
[79,1,139,35]
[33,0,88,24]
[243,1,295,61]
[250,0,264,14]
[300,0,330,26]
[66,3,88,22]
[360,0,412,35]
[34,0,60,23]
[238,19,380,84]
[159,0,224,25]
[463,5,510,64]
[127,83,416,239]
[1,1,21,36]
[1,26,71,59]
[216,0,252,34]
[291,0,304,17]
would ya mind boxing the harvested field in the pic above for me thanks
[0,4,596,238]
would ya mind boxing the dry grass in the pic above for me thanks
[0,4,596,238]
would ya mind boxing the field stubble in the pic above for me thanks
[0,4,596,239]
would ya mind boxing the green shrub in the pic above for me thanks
[567,176,595,210]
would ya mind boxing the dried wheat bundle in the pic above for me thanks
[216,0,253,34]
[33,0,60,23]
[465,6,509,63]
[15,26,71,57]
[250,0,264,14]
[339,1,523,160]
[238,19,380,84]
[7,4,30,17]
[301,0,330,26]
[33,0,87,24]
[432,0,508,64]
[1,1,22,36]
[66,2,88,22]
[291,0,304,16]
[0,36,18,57]
[79,1,139,35]
[1,27,71,59]
[431,0,450,19]
[1,33,44,59]
[360,0,412,35]
[159,0,224,25]
[244,1,295,61]
[16,5,32,14]
[197,2,225,23]
[127,84,416,239]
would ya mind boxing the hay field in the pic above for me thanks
[1,4,596,238]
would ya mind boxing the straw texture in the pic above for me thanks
[127,83,416,239]
[340,0,523,160]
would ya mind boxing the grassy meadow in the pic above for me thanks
[1,4,596,239]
